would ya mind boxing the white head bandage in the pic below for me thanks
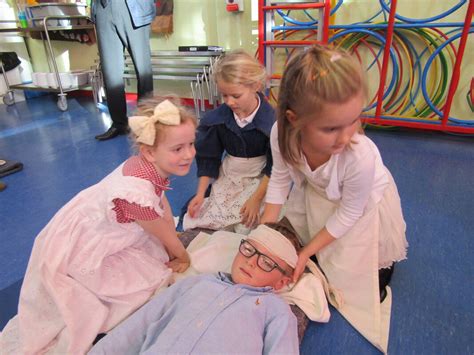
[129,99,180,146]
[247,225,298,268]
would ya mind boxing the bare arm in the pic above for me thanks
[260,202,283,224]
[240,175,269,228]
[261,125,291,224]
[252,175,269,203]
[135,194,190,273]
[195,176,211,199]
[187,176,211,218]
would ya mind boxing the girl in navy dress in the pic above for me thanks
[183,50,275,234]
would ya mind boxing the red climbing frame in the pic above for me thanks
[258,0,474,133]
[367,0,474,133]
[258,0,330,88]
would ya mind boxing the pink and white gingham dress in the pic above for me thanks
[1,157,173,354]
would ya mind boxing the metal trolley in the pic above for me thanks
[0,58,15,106]
[11,15,94,111]
[0,15,96,111]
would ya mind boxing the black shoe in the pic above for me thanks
[92,333,107,345]
[95,127,129,141]
[380,287,387,303]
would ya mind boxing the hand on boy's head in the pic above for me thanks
[292,254,308,283]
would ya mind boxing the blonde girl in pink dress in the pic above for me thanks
[261,45,408,352]
[0,98,197,354]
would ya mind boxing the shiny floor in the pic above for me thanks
[0,95,473,354]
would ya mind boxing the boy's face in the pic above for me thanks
[231,240,291,290]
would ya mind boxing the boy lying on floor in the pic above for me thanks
[89,224,300,354]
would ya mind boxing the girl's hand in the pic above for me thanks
[187,195,204,218]
[293,252,310,283]
[240,196,261,228]
[166,252,191,273]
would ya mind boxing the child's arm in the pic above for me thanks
[261,124,292,224]
[293,227,336,282]
[136,194,190,273]
[135,218,190,273]
[162,193,191,272]
[240,175,269,228]
[187,176,211,218]
[292,141,378,281]
[260,202,283,224]
[188,116,224,219]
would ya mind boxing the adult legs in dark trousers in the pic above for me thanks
[94,0,154,141]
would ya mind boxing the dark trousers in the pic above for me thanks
[95,0,153,129]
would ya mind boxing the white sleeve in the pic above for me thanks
[325,144,376,238]
[265,123,293,205]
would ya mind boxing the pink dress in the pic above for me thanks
[3,158,172,354]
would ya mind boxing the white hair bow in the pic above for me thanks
[129,100,180,145]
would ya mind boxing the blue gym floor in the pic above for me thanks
[0,95,473,354]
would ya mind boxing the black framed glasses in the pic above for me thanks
[239,239,288,275]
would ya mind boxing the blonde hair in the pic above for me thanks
[130,96,197,150]
[213,49,267,90]
[277,45,367,166]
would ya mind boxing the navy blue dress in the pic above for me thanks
[195,92,275,179]
[182,93,275,231]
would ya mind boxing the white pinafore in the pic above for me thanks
[285,167,406,353]
[183,154,266,233]
[0,163,172,354]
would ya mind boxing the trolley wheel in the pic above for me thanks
[57,95,68,111]
[3,91,14,106]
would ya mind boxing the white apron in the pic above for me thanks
[285,170,407,353]
[183,154,266,233]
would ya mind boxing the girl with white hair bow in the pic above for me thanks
[1,98,197,355]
